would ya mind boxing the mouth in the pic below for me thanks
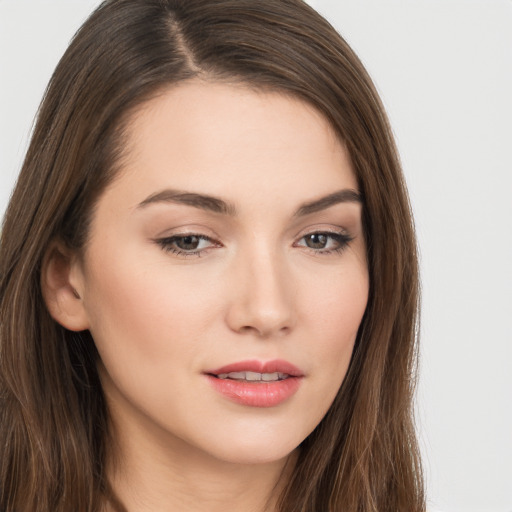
[206,359,303,379]
[204,359,303,407]
[214,371,290,382]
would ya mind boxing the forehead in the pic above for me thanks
[102,80,358,213]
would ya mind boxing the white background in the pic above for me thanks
[1,1,511,511]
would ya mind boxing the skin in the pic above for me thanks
[44,80,369,511]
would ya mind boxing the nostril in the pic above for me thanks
[237,323,291,338]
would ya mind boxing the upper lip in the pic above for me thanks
[205,359,304,377]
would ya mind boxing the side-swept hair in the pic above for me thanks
[0,1,424,510]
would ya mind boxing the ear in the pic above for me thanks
[41,241,90,332]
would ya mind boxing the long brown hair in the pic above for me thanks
[0,1,424,510]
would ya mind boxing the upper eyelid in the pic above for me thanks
[294,225,352,239]
[154,223,219,236]
[158,228,350,241]
[158,233,220,246]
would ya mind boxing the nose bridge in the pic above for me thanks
[226,237,296,336]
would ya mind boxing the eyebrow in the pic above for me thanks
[136,188,362,216]
[137,189,237,215]
[293,189,362,217]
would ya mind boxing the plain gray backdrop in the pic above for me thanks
[1,1,511,511]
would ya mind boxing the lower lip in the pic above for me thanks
[206,375,302,407]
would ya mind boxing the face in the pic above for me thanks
[71,81,368,466]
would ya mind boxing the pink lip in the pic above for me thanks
[204,359,304,408]
[206,359,303,377]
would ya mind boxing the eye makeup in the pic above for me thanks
[154,228,354,259]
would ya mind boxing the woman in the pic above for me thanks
[0,0,424,511]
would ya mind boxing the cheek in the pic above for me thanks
[80,245,226,377]
[302,263,368,391]
[80,253,222,433]
[306,259,368,337]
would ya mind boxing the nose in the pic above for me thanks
[225,245,296,338]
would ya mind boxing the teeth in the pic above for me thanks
[216,371,289,382]
[222,371,245,380]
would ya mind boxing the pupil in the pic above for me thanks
[306,233,328,249]
[177,236,200,251]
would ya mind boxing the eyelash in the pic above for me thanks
[155,234,218,257]
[295,231,354,255]
[155,231,354,258]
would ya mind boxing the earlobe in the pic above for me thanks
[41,241,90,332]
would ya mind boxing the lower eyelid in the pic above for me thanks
[306,235,353,255]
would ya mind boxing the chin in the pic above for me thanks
[188,423,307,467]
[209,441,299,467]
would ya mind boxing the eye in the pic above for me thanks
[296,231,353,254]
[155,234,219,257]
